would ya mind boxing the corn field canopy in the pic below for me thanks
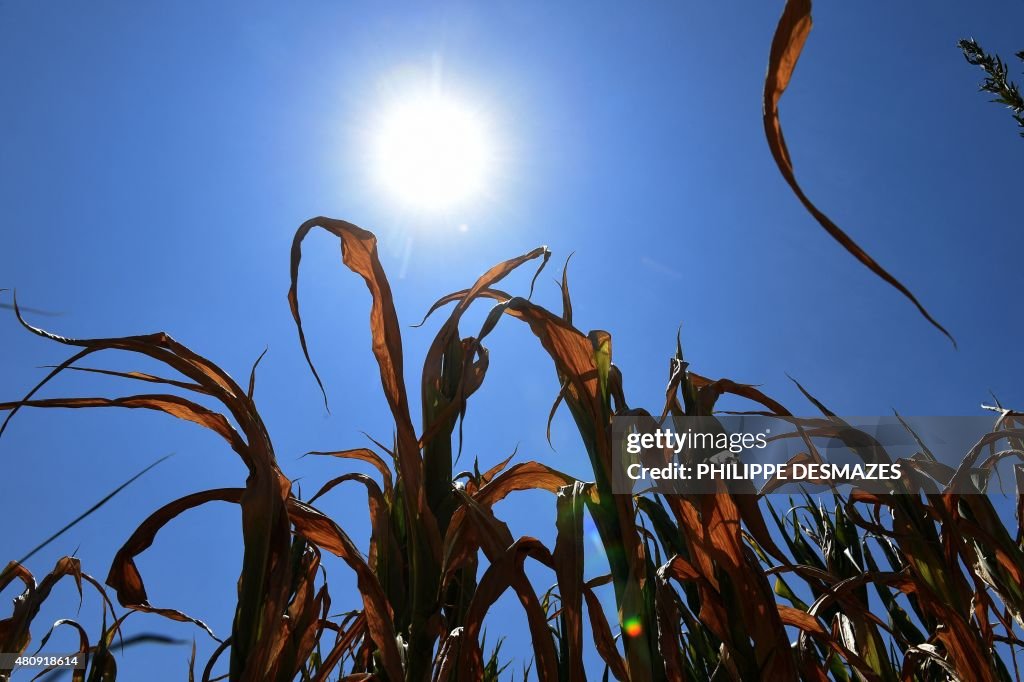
[1,216,1023,681]
[2,1,1024,681]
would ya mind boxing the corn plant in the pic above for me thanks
[4,215,1024,679]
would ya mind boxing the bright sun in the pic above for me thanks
[373,95,492,210]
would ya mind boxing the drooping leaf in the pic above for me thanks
[764,0,954,345]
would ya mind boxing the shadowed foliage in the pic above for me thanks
[3,215,1022,679]
[958,37,1024,137]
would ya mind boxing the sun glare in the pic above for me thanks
[373,95,492,210]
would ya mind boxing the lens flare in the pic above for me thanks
[623,616,643,638]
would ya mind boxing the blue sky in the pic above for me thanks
[2,1,1023,678]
